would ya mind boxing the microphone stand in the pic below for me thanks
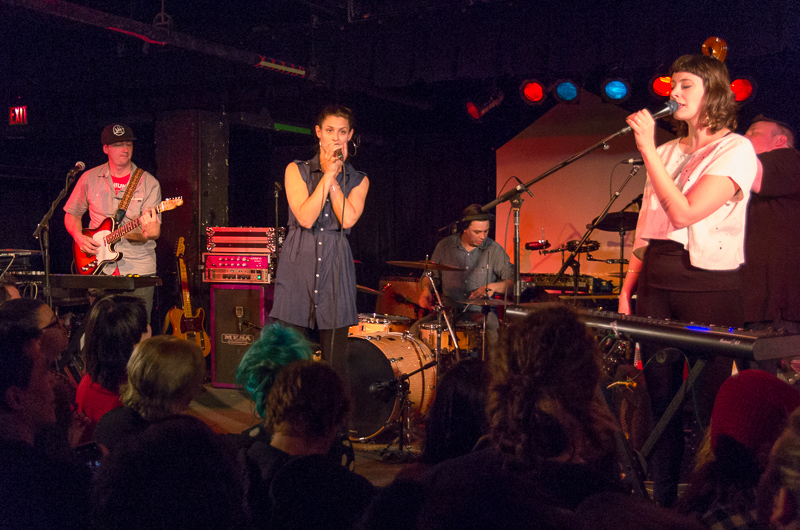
[33,171,79,308]
[480,124,639,305]
[550,164,642,300]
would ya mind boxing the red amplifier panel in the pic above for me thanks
[203,253,274,284]
[206,226,285,253]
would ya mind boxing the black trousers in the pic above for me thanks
[274,320,350,381]
[635,242,743,507]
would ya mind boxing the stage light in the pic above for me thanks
[650,76,671,97]
[730,78,754,102]
[519,79,546,105]
[553,80,578,103]
[601,78,631,103]
[465,89,504,120]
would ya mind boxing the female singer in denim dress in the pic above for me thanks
[270,106,369,379]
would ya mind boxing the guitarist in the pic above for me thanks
[64,123,162,318]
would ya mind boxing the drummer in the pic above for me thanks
[415,204,514,352]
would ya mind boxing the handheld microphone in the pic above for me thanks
[617,100,679,135]
[66,162,85,178]
[620,158,644,165]
[334,148,343,160]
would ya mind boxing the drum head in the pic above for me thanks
[346,337,396,440]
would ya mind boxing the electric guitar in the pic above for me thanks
[73,197,183,275]
[166,237,210,356]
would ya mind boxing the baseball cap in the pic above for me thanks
[101,123,136,145]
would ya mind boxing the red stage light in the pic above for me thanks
[519,80,545,105]
[730,78,753,102]
[651,76,671,97]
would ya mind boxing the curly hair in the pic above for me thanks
[235,324,313,419]
[121,335,206,421]
[488,303,617,465]
[265,360,350,439]
[669,54,737,136]
[83,295,148,391]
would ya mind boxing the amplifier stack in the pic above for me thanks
[204,227,284,387]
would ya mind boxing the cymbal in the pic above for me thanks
[592,211,639,232]
[455,298,512,307]
[386,260,466,272]
[356,285,383,296]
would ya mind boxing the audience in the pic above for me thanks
[676,369,800,528]
[242,359,375,530]
[413,303,622,529]
[0,303,90,529]
[759,406,800,529]
[95,335,206,452]
[75,295,150,438]
[91,415,244,530]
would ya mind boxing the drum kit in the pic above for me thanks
[347,258,502,456]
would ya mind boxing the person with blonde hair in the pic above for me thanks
[95,335,205,452]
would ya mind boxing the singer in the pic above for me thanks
[269,106,370,378]
[64,123,162,318]
[618,55,757,508]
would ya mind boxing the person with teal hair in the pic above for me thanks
[236,323,313,419]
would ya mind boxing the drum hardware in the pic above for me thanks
[386,260,466,272]
[349,313,412,336]
[372,359,438,463]
[356,284,383,296]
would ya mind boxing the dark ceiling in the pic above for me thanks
[1,0,799,170]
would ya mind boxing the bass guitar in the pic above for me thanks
[166,237,210,356]
[73,197,183,275]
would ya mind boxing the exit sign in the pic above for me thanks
[9,106,27,125]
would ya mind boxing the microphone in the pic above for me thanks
[334,148,343,160]
[513,176,533,197]
[66,161,85,178]
[617,100,679,135]
[274,181,283,191]
[620,158,644,165]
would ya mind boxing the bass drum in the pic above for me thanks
[346,333,436,441]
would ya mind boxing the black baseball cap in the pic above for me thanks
[101,123,136,145]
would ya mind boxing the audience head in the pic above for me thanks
[669,54,737,136]
[0,298,68,364]
[488,303,616,464]
[83,295,149,391]
[759,407,800,529]
[710,369,800,485]
[236,323,313,419]
[266,360,350,444]
[92,415,243,530]
[422,357,490,465]
[0,308,55,442]
[746,115,795,154]
[121,335,206,422]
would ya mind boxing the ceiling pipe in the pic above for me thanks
[3,0,306,77]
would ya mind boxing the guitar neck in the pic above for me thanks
[179,258,193,317]
[105,204,165,245]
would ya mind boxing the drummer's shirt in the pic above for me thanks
[429,234,514,312]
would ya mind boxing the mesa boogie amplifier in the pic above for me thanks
[206,227,286,254]
[203,253,274,284]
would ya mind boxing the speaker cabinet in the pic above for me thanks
[210,284,273,388]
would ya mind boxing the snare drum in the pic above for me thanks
[349,313,412,336]
[346,333,436,441]
[419,321,482,354]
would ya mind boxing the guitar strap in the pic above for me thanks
[113,167,145,224]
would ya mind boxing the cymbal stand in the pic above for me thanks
[550,165,642,293]
[423,268,461,370]
[381,360,438,463]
